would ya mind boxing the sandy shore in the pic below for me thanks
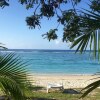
[28,74,100,88]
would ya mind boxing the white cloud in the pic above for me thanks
[55,40,60,45]
[55,38,62,45]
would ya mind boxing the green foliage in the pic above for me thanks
[90,0,100,12]
[40,3,54,17]
[0,43,7,49]
[61,10,81,42]
[19,0,37,9]
[0,53,32,100]
[26,15,41,29]
[0,0,9,8]
[42,29,58,41]
[81,79,100,98]
[16,0,100,61]
[0,0,100,98]
[20,88,100,100]
[70,33,91,53]
[70,10,100,56]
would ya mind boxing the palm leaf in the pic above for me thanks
[0,43,7,49]
[98,30,100,59]
[0,53,32,100]
[70,33,91,53]
[82,9,100,19]
[71,8,100,59]
[70,9,100,98]
[81,79,100,98]
[92,30,97,59]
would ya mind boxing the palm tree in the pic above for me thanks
[0,0,99,98]
[70,10,100,59]
[70,9,100,98]
[0,53,32,100]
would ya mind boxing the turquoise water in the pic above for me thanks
[1,49,100,74]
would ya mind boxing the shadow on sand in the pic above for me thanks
[63,89,81,94]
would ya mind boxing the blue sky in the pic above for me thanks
[0,0,89,49]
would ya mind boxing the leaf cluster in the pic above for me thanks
[0,0,9,8]
[0,53,32,100]
[41,3,54,17]
[0,1,100,98]
[42,29,58,41]
[19,0,37,9]
[58,10,81,42]
[90,0,100,13]
[26,15,41,29]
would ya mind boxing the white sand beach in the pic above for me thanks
[29,74,100,88]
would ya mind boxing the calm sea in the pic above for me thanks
[1,49,100,75]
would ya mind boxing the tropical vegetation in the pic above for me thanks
[5,86,100,100]
[0,52,32,100]
[25,88,100,100]
[0,0,100,99]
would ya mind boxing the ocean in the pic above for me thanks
[1,49,100,75]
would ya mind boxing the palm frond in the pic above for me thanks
[70,9,100,59]
[0,53,32,100]
[81,79,100,98]
[98,30,100,59]
[70,32,91,53]
[0,43,7,49]
[70,9,100,98]
[82,9,100,19]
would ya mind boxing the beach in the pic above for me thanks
[29,74,100,88]
[2,49,100,89]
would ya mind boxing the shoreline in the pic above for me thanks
[30,73,95,76]
[29,72,97,76]
[28,74,100,88]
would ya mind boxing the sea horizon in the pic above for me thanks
[0,48,92,52]
[0,49,100,75]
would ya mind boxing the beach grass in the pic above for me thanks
[22,85,100,100]
[26,87,100,100]
[0,87,100,100]
[24,74,100,100]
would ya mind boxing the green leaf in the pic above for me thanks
[81,80,100,98]
[0,53,32,100]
